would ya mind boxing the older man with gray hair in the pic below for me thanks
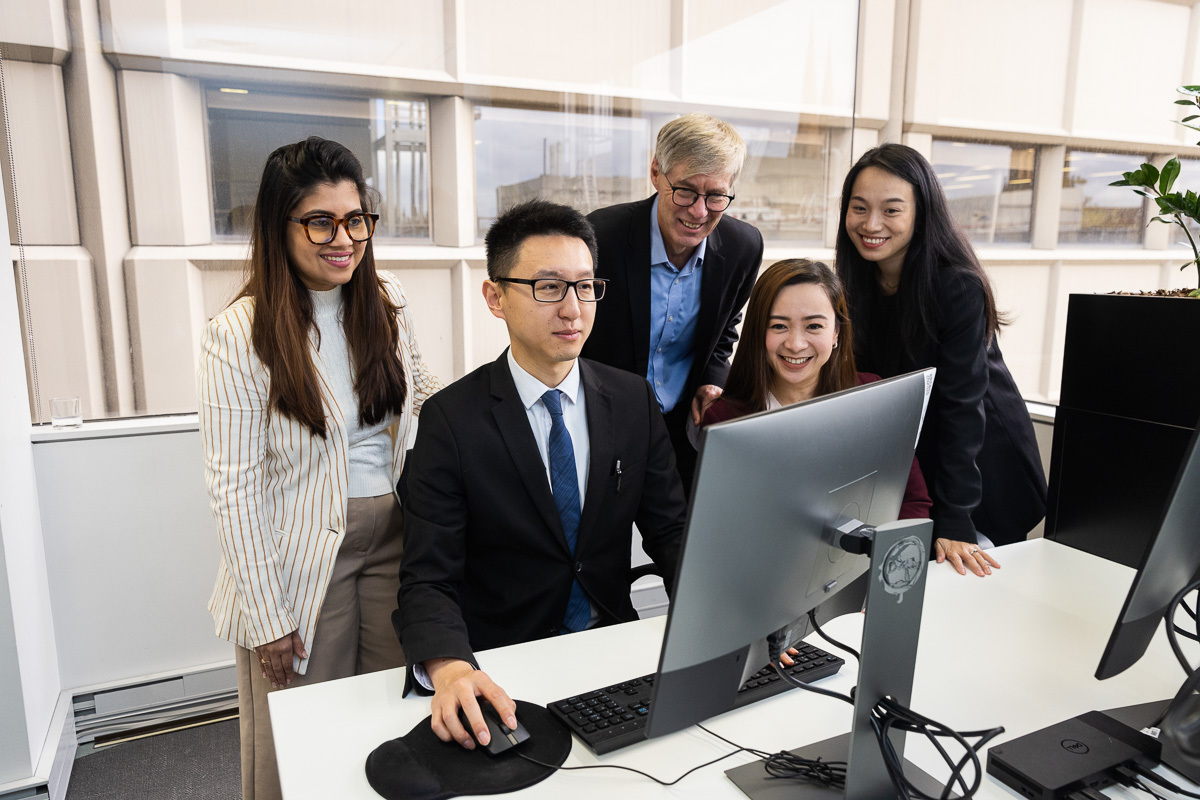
[582,113,764,492]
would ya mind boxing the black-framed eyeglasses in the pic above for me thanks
[287,212,379,244]
[495,277,608,303]
[668,184,735,212]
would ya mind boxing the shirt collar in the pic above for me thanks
[649,195,707,270]
[506,348,583,411]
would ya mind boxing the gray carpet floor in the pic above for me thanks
[65,719,240,800]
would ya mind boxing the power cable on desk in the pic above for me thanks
[512,739,754,786]
[515,722,848,788]
[699,724,848,790]
[768,653,1002,799]
[1121,763,1200,799]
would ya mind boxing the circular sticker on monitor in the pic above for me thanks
[877,535,926,603]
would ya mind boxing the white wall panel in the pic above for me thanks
[463,0,672,93]
[378,266,455,387]
[468,264,510,372]
[118,71,211,246]
[1072,0,1191,144]
[908,0,1073,135]
[684,0,858,115]
[0,62,79,246]
[986,262,1053,400]
[17,248,106,421]
[856,0,897,123]
[178,0,447,72]
[0,131,59,782]
[0,0,69,55]
[33,430,229,690]
[125,255,205,414]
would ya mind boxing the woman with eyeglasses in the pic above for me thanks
[198,136,441,800]
[836,144,1046,578]
[702,259,932,520]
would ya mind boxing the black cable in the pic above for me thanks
[1149,578,1200,729]
[698,724,848,788]
[1112,765,1170,800]
[771,659,855,705]
[867,695,1004,800]
[1175,592,1199,643]
[808,608,862,662]
[1165,579,1200,677]
[513,744,753,786]
[1125,762,1200,799]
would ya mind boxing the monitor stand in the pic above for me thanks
[727,518,950,799]
[1102,697,1200,785]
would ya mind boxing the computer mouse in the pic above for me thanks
[458,699,532,756]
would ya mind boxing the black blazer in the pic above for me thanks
[394,353,686,692]
[851,271,1047,546]
[582,196,764,403]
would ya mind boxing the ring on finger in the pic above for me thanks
[969,548,979,555]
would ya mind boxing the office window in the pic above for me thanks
[931,140,1034,245]
[207,90,429,240]
[728,122,828,244]
[1059,150,1145,245]
[473,106,650,238]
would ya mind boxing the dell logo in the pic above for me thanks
[1061,739,1090,754]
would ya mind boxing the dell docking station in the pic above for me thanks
[986,710,1161,799]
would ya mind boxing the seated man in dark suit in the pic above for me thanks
[394,200,687,751]
[582,113,765,491]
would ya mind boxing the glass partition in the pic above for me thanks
[2,0,863,422]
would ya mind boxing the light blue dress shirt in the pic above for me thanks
[647,196,705,413]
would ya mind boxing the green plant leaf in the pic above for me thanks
[1185,115,1200,122]
[1179,85,1200,94]
[1149,216,1174,224]
[1134,189,1150,197]
[1142,164,1160,186]
[1175,99,1195,105]
[1160,157,1181,194]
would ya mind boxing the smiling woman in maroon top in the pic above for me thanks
[702,258,932,521]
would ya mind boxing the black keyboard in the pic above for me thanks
[547,643,845,755]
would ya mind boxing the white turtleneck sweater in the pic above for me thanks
[311,287,397,498]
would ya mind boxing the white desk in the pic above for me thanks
[269,539,1196,798]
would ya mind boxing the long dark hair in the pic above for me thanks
[722,259,858,414]
[835,143,1002,356]
[238,136,406,438]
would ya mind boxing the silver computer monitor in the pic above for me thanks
[646,368,934,738]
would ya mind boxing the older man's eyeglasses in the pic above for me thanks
[495,277,608,303]
[287,212,379,244]
[668,184,735,212]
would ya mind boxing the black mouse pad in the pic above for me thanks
[364,699,572,800]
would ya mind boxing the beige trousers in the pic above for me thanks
[236,493,406,800]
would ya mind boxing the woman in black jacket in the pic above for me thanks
[835,143,1046,576]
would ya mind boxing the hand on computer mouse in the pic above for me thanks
[458,699,532,756]
[426,658,519,750]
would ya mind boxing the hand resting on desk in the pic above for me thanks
[935,538,1000,577]
[426,657,519,751]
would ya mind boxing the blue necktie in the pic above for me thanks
[542,390,592,632]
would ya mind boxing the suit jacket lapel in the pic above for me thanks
[577,360,613,553]
[693,222,726,387]
[488,354,565,542]
[627,196,654,377]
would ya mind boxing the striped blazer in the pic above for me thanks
[197,271,441,674]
